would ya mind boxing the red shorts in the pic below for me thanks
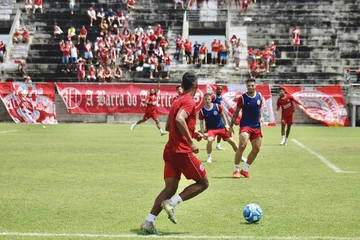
[163,150,206,180]
[281,114,294,125]
[239,126,262,141]
[207,128,231,140]
[143,109,158,121]
[77,71,85,79]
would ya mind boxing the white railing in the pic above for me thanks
[5,9,22,63]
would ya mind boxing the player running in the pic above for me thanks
[211,85,225,150]
[276,87,305,145]
[140,72,209,234]
[199,93,247,163]
[131,79,167,136]
[229,78,264,179]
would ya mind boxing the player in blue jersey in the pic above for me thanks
[200,93,247,163]
[211,85,226,150]
[229,78,264,179]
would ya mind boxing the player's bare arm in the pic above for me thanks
[230,107,240,131]
[221,111,231,134]
[176,109,199,154]
[260,97,265,126]
[165,117,170,131]
[199,119,208,140]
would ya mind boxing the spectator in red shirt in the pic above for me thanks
[198,42,207,65]
[154,24,164,38]
[211,39,219,64]
[22,28,30,44]
[12,28,22,44]
[248,60,259,79]
[114,65,123,81]
[116,9,126,27]
[149,53,158,80]
[291,26,301,52]
[78,25,88,44]
[174,34,183,61]
[77,58,86,82]
[162,52,171,80]
[87,65,97,82]
[183,39,192,64]
[125,51,135,72]
[33,0,43,14]
[127,0,135,12]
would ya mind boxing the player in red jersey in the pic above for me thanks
[276,87,305,145]
[171,85,183,104]
[140,72,208,234]
[131,79,167,136]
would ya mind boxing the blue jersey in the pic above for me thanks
[200,103,225,130]
[212,94,222,105]
[238,92,262,129]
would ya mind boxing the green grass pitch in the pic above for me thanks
[0,123,359,240]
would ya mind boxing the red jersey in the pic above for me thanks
[154,28,163,36]
[163,55,171,65]
[211,42,219,52]
[165,94,196,153]
[199,46,207,54]
[80,28,87,35]
[184,42,192,52]
[34,0,42,5]
[277,95,295,117]
[146,92,157,111]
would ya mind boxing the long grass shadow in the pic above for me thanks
[130,228,189,235]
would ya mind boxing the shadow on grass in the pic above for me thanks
[212,176,237,179]
[130,228,189,235]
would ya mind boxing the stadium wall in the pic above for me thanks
[0,95,320,124]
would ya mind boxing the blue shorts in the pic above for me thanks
[69,3,74,9]
[84,52,93,59]
[220,52,227,60]
[62,56,69,64]
[70,57,77,63]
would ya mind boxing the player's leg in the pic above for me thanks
[240,136,262,178]
[131,117,147,130]
[162,153,208,224]
[280,123,286,145]
[206,136,214,163]
[234,131,250,178]
[154,117,166,136]
[215,134,224,150]
[285,124,292,145]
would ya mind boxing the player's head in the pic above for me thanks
[182,72,198,96]
[246,78,256,94]
[203,93,212,106]
[216,85,223,95]
[176,85,183,96]
[279,87,286,97]
[149,88,155,95]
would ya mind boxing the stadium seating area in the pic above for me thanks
[0,0,359,86]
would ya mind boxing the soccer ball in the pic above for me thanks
[243,203,263,223]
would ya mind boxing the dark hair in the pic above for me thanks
[246,78,256,84]
[182,72,197,91]
[176,85,182,90]
[279,87,285,92]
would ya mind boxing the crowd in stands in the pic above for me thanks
[12,28,31,44]
[218,0,280,11]
[25,0,44,14]
[55,2,174,82]
[0,41,6,63]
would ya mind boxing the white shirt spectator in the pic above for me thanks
[70,46,78,58]
[134,26,144,36]
[146,26,154,36]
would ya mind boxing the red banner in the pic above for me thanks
[280,85,349,126]
[55,83,208,114]
[0,82,57,124]
[209,84,276,126]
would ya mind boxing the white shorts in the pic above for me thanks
[25,4,33,8]
[150,64,156,70]
[175,0,183,3]
[211,51,218,58]
[34,4,42,9]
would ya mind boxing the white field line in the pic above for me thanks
[1,232,360,240]
[0,130,18,134]
[292,139,357,174]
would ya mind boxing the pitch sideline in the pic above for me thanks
[1,232,360,240]
[0,130,18,134]
[291,139,357,174]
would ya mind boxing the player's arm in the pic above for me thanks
[290,95,306,110]
[260,96,265,126]
[230,107,241,127]
[165,116,170,132]
[176,109,199,154]
[276,98,281,114]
